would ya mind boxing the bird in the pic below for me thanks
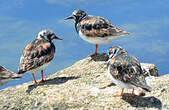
[65,9,130,56]
[17,30,62,84]
[107,46,151,97]
[0,65,21,86]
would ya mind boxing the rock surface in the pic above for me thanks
[0,54,168,110]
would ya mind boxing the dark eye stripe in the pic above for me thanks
[50,33,54,36]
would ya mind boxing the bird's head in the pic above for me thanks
[65,9,87,22]
[107,46,127,59]
[38,30,62,42]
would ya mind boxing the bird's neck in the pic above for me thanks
[75,16,87,33]
[75,22,79,33]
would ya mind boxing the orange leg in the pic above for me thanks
[32,73,37,84]
[131,88,135,97]
[114,88,124,97]
[39,70,45,83]
[95,44,98,56]
[90,44,98,57]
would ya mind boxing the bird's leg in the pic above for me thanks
[113,88,124,97]
[39,70,45,83]
[95,44,98,56]
[131,88,135,97]
[32,73,37,84]
[90,44,98,57]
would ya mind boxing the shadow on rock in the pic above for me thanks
[99,82,116,89]
[90,53,109,62]
[122,95,162,109]
[26,76,80,93]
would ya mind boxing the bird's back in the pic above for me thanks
[77,15,129,38]
[17,38,55,74]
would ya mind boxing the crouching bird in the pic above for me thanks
[17,30,62,84]
[107,46,151,97]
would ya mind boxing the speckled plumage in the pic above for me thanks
[17,30,62,84]
[66,9,129,41]
[65,10,129,55]
[17,38,55,74]
[107,46,151,96]
[78,15,129,38]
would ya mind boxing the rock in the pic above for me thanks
[0,54,167,110]
[0,65,21,86]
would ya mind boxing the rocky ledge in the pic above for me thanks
[0,54,168,110]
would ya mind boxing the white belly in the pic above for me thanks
[28,63,49,73]
[79,30,121,44]
[107,67,135,89]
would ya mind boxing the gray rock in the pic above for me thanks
[0,54,166,110]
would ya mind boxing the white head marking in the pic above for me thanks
[38,30,48,39]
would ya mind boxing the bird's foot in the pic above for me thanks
[33,81,38,85]
[38,79,45,84]
[130,93,135,97]
[88,53,98,57]
[124,93,135,97]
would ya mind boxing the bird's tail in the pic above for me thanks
[119,30,130,36]
[142,85,152,92]
[11,74,22,79]
[122,31,130,35]
[16,69,26,75]
[112,30,130,37]
[0,65,22,79]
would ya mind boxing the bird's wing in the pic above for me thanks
[108,55,150,91]
[79,15,129,38]
[17,39,55,74]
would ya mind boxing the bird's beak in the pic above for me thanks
[64,16,74,20]
[54,35,62,40]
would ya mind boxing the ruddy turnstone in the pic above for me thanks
[17,30,62,84]
[107,46,151,97]
[65,9,130,56]
[0,65,21,86]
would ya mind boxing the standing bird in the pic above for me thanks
[107,46,151,97]
[17,30,62,84]
[65,9,130,56]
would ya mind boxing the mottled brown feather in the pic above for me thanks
[108,54,151,91]
[17,38,55,74]
[79,16,129,38]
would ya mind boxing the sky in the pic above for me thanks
[0,0,169,89]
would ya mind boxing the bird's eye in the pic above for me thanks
[50,33,54,36]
